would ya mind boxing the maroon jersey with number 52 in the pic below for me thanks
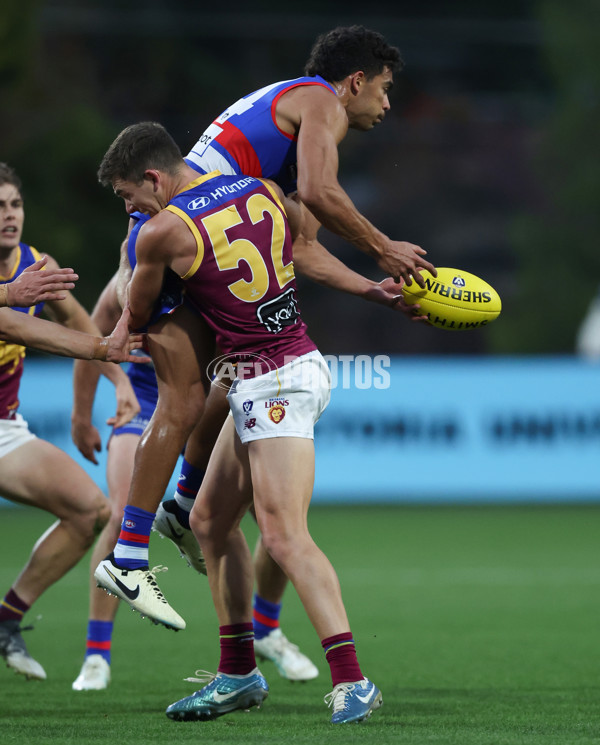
[165,171,316,372]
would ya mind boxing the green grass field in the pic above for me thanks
[1,503,600,745]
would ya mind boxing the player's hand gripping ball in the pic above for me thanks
[401,268,501,330]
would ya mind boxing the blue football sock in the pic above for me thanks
[253,594,282,640]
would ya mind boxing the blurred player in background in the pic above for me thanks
[0,163,141,681]
[96,122,383,724]
[576,286,600,360]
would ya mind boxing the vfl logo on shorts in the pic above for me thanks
[256,288,300,334]
[243,399,253,414]
[267,405,286,424]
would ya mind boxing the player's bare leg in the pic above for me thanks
[154,380,229,573]
[0,439,109,680]
[191,425,348,640]
[252,533,288,604]
[156,381,320,679]
[94,305,214,629]
[0,440,108,603]
[73,433,139,690]
[249,437,350,640]
[189,416,255,625]
[251,526,319,681]
[128,307,213,515]
[165,417,267,722]
[249,436,380,723]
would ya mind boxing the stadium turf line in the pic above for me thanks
[1,503,599,744]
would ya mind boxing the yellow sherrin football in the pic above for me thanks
[401,267,502,330]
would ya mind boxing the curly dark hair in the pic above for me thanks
[0,163,22,192]
[98,121,182,187]
[304,25,403,82]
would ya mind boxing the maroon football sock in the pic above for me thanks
[0,588,29,623]
[322,631,363,687]
[218,623,256,675]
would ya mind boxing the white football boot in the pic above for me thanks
[153,499,207,575]
[0,620,46,680]
[94,553,186,631]
[72,654,111,691]
[254,628,319,681]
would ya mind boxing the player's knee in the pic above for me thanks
[189,505,208,543]
[181,398,205,434]
[78,495,110,542]
[154,395,204,444]
[97,499,111,532]
[189,501,232,548]
[258,530,290,568]
[260,523,310,570]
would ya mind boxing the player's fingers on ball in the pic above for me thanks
[412,272,427,288]
[423,260,438,277]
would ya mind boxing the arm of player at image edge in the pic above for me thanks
[0,255,78,307]
[283,194,428,323]
[0,304,148,362]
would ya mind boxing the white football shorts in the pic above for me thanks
[0,413,37,459]
[228,350,331,443]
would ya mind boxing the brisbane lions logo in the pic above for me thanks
[267,405,286,424]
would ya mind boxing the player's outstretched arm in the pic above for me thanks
[295,87,436,286]
[40,253,143,430]
[0,306,146,361]
[289,200,425,321]
[0,255,79,307]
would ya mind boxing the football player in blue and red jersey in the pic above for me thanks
[186,25,435,285]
